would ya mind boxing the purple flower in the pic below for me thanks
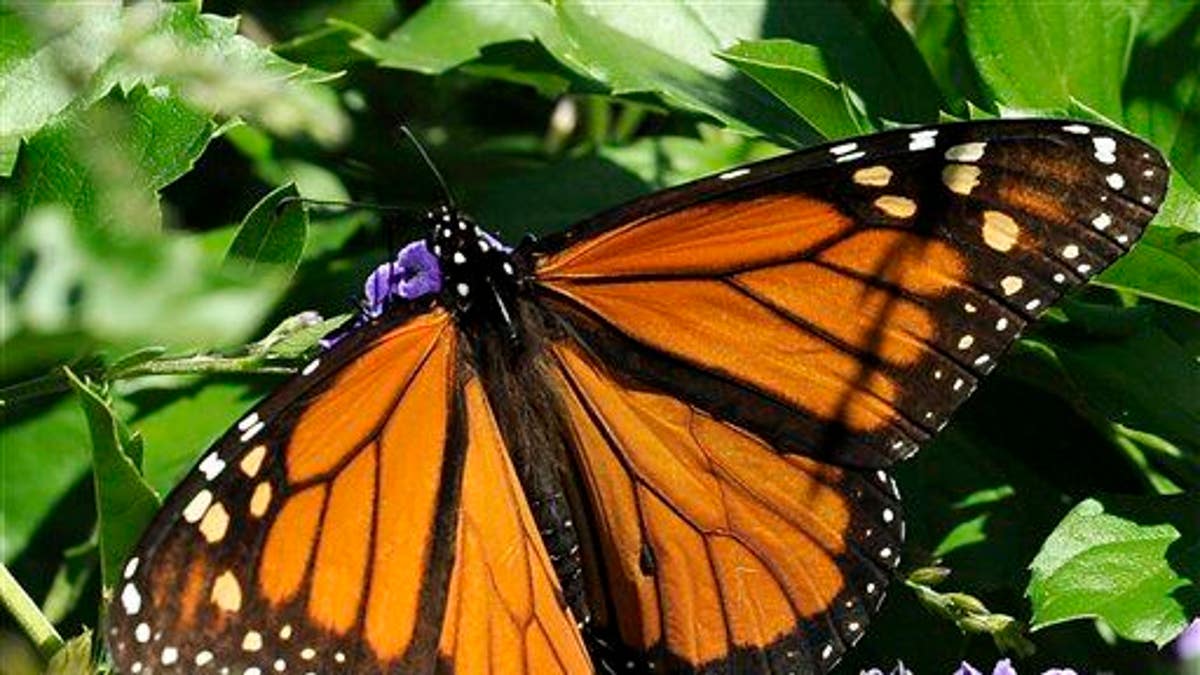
[1178,617,1200,660]
[320,239,444,349]
[949,660,1079,675]
[395,239,442,299]
[362,240,442,318]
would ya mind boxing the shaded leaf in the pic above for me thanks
[1028,495,1200,646]
[0,396,91,564]
[224,183,308,278]
[65,369,159,589]
[718,39,869,139]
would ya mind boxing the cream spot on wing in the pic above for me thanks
[1092,213,1112,230]
[212,571,242,612]
[942,163,981,195]
[945,142,986,162]
[1062,244,1080,259]
[1107,173,1125,190]
[981,211,1020,252]
[957,335,975,350]
[199,502,230,543]
[183,490,214,523]
[874,195,917,218]
[250,482,272,518]
[243,631,263,652]
[1000,275,1024,296]
[853,165,892,187]
[240,445,267,477]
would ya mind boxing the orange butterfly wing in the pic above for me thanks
[519,120,1167,671]
[106,308,589,674]
[547,339,901,671]
[532,120,1167,469]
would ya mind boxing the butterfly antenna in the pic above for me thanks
[274,196,412,216]
[398,125,457,208]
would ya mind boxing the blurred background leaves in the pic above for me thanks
[1,1,1197,673]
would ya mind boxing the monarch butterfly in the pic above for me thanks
[106,119,1167,674]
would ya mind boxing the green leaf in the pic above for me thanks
[910,2,987,116]
[359,0,940,144]
[0,4,122,165]
[964,0,1135,118]
[0,396,92,564]
[45,629,93,675]
[4,206,282,359]
[224,183,309,278]
[718,39,869,139]
[8,85,218,232]
[1028,495,1200,646]
[1100,221,1200,313]
[65,369,160,590]
[349,1,554,74]
[1043,303,1200,460]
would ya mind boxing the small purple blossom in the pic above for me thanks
[947,660,1076,675]
[1178,617,1200,660]
[362,240,442,317]
[320,239,444,349]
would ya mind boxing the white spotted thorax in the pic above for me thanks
[426,205,519,321]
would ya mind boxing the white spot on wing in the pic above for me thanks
[1093,136,1117,164]
[909,129,939,151]
[240,421,264,442]
[719,168,750,180]
[301,359,320,376]
[121,583,142,614]
[1092,213,1112,230]
[836,150,866,163]
[236,413,259,432]
[1107,173,1125,190]
[830,142,858,155]
[1062,124,1090,135]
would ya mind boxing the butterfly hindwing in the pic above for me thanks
[545,336,902,673]
[528,119,1168,470]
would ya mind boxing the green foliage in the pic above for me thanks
[1,1,1197,673]
[1028,496,1200,646]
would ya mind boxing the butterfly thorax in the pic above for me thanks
[426,205,519,326]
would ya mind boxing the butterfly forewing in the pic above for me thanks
[530,120,1168,470]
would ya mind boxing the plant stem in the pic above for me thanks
[0,563,63,660]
